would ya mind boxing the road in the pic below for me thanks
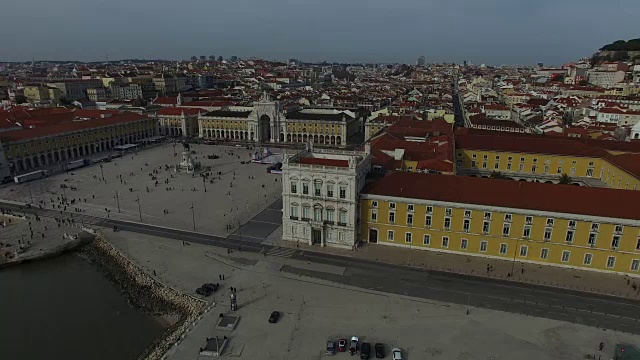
[3,199,640,334]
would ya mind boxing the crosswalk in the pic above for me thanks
[267,247,297,258]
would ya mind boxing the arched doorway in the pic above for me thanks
[279,133,284,142]
[287,134,292,142]
[259,115,271,142]
[336,136,341,145]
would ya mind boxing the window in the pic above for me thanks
[292,226,296,235]
[561,250,570,262]
[371,200,378,208]
[302,182,309,195]
[387,230,394,241]
[568,220,576,229]
[494,163,499,170]
[588,232,597,246]
[471,161,476,168]
[483,154,488,160]
[464,210,472,218]
[504,213,512,222]
[327,184,334,197]
[405,232,412,243]
[525,216,533,225]
[540,248,549,260]
[444,217,451,230]
[502,223,510,237]
[389,202,396,210]
[339,232,345,242]
[442,236,449,248]
[566,230,574,243]
[507,163,512,170]
[461,238,468,250]
[531,165,537,172]
[499,243,508,255]
[290,182,297,194]
[472,153,477,159]
[533,158,538,163]
[636,237,640,250]
[291,206,298,219]
[557,167,562,174]
[426,206,433,214]
[546,218,555,226]
[480,240,488,252]
[544,228,552,241]
[482,162,487,169]
[606,256,616,268]
[423,234,431,245]
[484,212,492,220]
[523,226,531,238]
[407,204,414,212]
[313,208,322,222]
[615,225,624,233]
[327,209,335,222]
[520,157,525,162]
[611,235,621,249]
[302,206,310,220]
[339,186,346,199]
[406,213,413,225]
[590,223,599,232]
[519,245,528,257]
[338,210,347,225]
[631,259,640,271]
[389,212,395,223]
[303,227,308,236]
[518,163,524,171]
[425,215,432,227]
[314,182,322,196]
[463,219,470,232]
[584,253,593,266]
[483,221,490,234]
[445,208,452,216]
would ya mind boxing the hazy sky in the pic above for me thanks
[1,0,638,65]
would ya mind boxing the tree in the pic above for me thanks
[559,173,572,185]
[489,171,509,180]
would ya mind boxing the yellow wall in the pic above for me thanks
[360,198,640,275]
[456,149,640,190]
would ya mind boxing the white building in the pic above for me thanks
[631,122,640,140]
[587,70,626,88]
[281,146,371,248]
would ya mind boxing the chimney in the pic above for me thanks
[364,143,371,154]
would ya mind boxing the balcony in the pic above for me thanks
[337,222,347,227]
[289,216,298,220]
[301,217,310,221]
[324,221,334,225]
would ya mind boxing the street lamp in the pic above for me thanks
[135,195,142,222]
[510,237,521,277]
[100,164,105,181]
[114,191,121,213]
[190,202,196,231]
[202,176,207,193]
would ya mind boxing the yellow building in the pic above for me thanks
[455,131,640,190]
[360,172,640,276]
[156,107,201,137]
[23,85,61,105]
[1,113,157,173]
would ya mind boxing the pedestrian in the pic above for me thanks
[219,274,222,280]
[222,274,225,280]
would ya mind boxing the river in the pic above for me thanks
[0,253,167,360]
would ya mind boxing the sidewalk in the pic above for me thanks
[270,235,640,300]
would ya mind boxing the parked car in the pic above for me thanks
[338,339,347,352]
[392,348,402,360]
[202,283,219,292]
[350,336,359,355]
[326,340,336,355]
[360,342,371,359]
[195,287,213,296]
[374,343,385,358]
[268,311,280,323]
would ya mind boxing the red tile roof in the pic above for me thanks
[296,157,349,168]
[483,104,510,111]
[363,172,640,221]
[0,113,148,143]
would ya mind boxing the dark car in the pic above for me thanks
[326,340,337,355]
[338,339,347,352]
[375,343,385,358]
[202,283,219,292]
[268,311,280,323]
[195,287,213,296]
[360,342,371,359]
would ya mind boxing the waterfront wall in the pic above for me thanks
[81,236,208,360]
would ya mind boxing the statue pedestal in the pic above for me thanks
[177,150,196,173]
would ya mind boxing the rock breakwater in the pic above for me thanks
[81,236,207,360]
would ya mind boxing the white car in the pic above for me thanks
[392,348,402,360]
[349,336,359,353]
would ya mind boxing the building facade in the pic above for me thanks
[282,147,371,248]
[157,107,201,137]
[47,79,103,101]
[0,138,10,180]
[360,172,640,276]
[0,113,157,173]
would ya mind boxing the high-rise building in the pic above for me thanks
[191,56,197,61]
[417,56,426,66]
[199,56,206,61]
[209,55,216,61]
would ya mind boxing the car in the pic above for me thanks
[350,336,359,354]
[338,339,347,352]
[392,348,402,360]
[195,287,213,296]
[268,311,280,323]
[202,283,219,292]
[374,343,385,358]
[360,342,371,359]
[326,340,336,355]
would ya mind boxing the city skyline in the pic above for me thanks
[1,0,639,65]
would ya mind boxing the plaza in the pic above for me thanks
[106,230,639,360]
[0,143,284,239]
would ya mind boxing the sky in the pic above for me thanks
[1,0,639,65]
